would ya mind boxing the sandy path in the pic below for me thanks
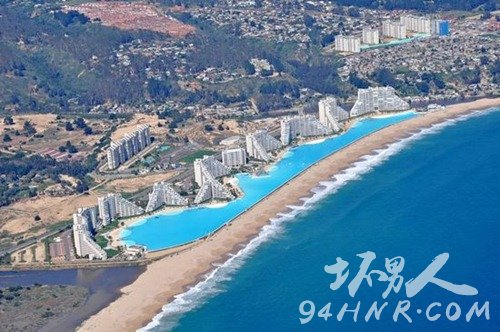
[78,98,500,332]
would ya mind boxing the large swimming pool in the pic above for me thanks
[121,112,417,251]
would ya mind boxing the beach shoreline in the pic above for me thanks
[78,97,500,332]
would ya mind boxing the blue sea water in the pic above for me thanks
[123,111,417,250]
[145,108,500,332]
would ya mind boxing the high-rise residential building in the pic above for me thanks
[194,178,234,204]
[98,193,144,225]
[74,206,99,232]
[107,125,151,170]
[362,28,380,44]
[350,87,410,117]
[318,97,350,132]
[382,20,407,39]
[400,15,431,34]
[73,210,107,260]
[145,182,188,212]
[194,155,230,187]
[222,148,247,168]
[280,115,331,146]
[431,19,450,36]
[246,130,282,162]
[335,35,361,53]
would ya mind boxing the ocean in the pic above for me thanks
[143,107,499,332]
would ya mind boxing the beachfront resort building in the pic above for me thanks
[280,115,331,146]
[73,208,107,260]
[335,35,361,53]
[382,21,407,39]
[246,130,282,162]
[350,87,410,117]
[222,148,247,168]
[107,125,151,170]
[362,28,380,45]
[194,155,230,187]
[145,182,188,212]
[318,97,350,132]
[194,178,235,204]
[400,15,431,34]
[98,193,144,225]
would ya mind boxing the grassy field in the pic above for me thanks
[179,149,216,163]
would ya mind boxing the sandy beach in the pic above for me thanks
[78,97,500,332]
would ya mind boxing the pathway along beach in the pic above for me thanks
[78,97,500,332]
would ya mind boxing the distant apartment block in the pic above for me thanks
[335,35,361,53]
[98,193,144,225]
[382,21,407,39]
[194,155,230,187]
[194,178,234,204]
[318,97,350,132]
[222,148,247,168]
[246,130,282,162]
[73,209,107,260]
[145,182,188,213]
[350,87,410,117]
[400,15,431,34]
[280,115,331,146]
[362,28,380,45]
[431,19,450,36]
[107,124,151,170]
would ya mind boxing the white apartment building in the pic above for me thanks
[382,21,407,39]
[98,193,144,225]
[350,87,410,117]
[400,15,431,34]
[194,178,234,204]
[222,148,247,168]
[194,155,230,187]
[335,35,361,53]
[145,182,188,212]
[280,115,331,146]
[107,125,151,170]
[245,130,282,162]
[73,210,107,260]
[362,28,380,44]
[318,97,350,132]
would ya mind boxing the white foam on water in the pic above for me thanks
[139,108,498,332]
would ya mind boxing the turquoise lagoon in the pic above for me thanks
[121,111,417,251]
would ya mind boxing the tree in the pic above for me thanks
[65,141,78,154]
[243,60,256,75]
[147,79,170,102]
[23,121,36,135]
[304,14,316,28]
[65,122,74,131]
[83,126,93,135]
[2,134,12,142]
[74,117,86,129]
[34,215,41,221]
[3,116,14,125]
